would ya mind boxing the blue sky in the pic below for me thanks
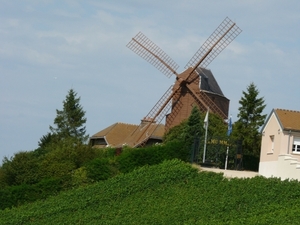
[1,0,300,161]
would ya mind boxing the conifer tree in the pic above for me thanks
[234,82,266,157]
[50,89,88,143]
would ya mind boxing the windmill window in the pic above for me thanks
[292,138,300,153]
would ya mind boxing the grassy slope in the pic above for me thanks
[1,159,300,225]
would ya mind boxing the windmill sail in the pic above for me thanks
[127,32,179,78]
[123,85,174,147]
[185,17,242,71]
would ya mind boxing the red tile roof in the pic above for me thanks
[122,123,165,147]
[90,122,165,147]
[275,109,300,132]
[90,123,138,147]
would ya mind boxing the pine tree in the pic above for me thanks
[38,132,55,149]
[50,89,88,143]
[234,82,266,156]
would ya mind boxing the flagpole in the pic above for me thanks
[203,108,209,163]
[203,121,208,163]
[225,145,229,170]
[225,116,232,170]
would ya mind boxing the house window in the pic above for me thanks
[270,135,275,152]
[292,138,300,153]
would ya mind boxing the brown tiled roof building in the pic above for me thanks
[90,122,165,148]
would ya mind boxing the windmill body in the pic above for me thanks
[197,67,230,120]
[126,17,241,147]
[166,67,229,130]
[166,67,200,130]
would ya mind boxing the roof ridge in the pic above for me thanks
[276,108,300,113]
[116,122,138,126]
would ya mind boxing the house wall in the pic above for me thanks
[259,112,300,179]
[258,161,278,178]
[260,113,282,163]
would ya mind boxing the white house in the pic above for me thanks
[259,108,300,180]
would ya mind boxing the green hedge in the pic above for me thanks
[117,141,189,173]
[85,158,117,182]
[0,178,62,210]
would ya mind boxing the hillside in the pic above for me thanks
[1,159,300,225]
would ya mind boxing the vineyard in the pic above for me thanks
[1,159,300,224]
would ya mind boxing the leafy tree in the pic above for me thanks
[1,151,41,186]
[50,89,88,143]
[38,132,56,149]
[163,106,203,145]
[234,82,267,157]
[163,120,187,144]
[36,138,96,184]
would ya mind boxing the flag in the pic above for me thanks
[203,108,209,129]
[227,116,232,136]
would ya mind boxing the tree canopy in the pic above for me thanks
[234,82,267,156]
[49,89,88,144]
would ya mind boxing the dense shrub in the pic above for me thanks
[117,141,189,173]
[85,158,117,182]
[0,178,62,210]
[1,152,41,186]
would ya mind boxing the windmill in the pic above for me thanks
[124,17,241,147]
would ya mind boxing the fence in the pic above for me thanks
[191,135,244,170]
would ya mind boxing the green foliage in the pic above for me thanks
[2,160,300,224]
[163,106,204,146]
[0,137,99,209]
[185,106,203,146]
[39,138,96,180]
[164,107,228,165]
[0,177,62,210]
[234,82,266,157]
[50,89,88,144]
[93,146,117,159]
[1,151,41,186]
[117,141,189,173]
[38,132,55,149]
[0,167,6,188]
[0,139,189,209]
[71,167,90,187]
[85,158,117,182]
[164,106,227,146]
[206,112,227,138]
[163,120,187,143]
